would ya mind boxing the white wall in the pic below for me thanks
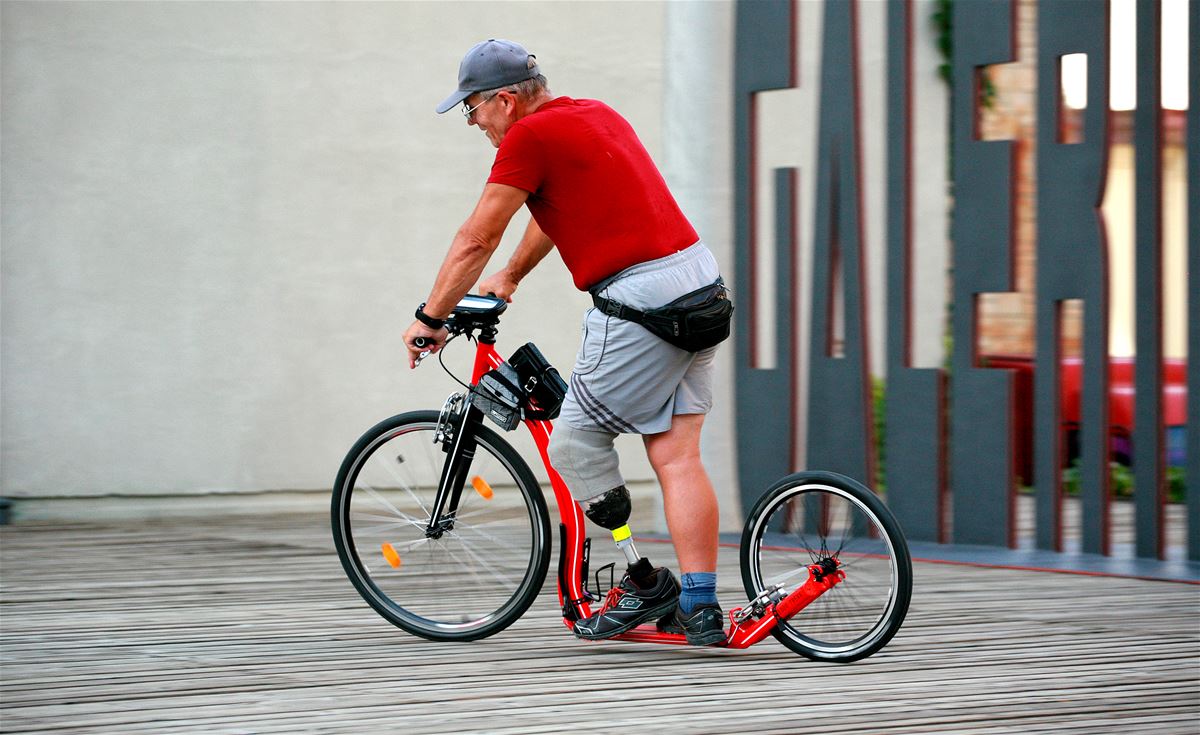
[662,0,739,527]
[1,1,696,510]
[1,0,948,528]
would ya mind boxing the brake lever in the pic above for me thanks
[412,313,464,367]
[413,336,433,367]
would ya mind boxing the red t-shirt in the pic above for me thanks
[487,97,699,290]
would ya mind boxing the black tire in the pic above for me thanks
[740,471,912,663]
[332,410,551,641]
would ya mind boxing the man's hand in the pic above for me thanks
[403,321,450,369]
[474,218,553,302]
[477,270,519,302]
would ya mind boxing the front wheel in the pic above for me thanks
[332,410,551,641]
[740,471,912,663]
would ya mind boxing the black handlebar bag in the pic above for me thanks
[592,278,733,353]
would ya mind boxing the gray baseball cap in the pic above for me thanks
[435,39,540,114]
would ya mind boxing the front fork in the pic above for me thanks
[426,400,484,538]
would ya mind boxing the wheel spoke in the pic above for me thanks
[760,564,810,589]
[444,528,523,589]
[376,446,434,519]
[439,539,493,591]
[351,510,428,530]
[364,486,425,527]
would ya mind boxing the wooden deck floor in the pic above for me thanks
[2,513,1198,734]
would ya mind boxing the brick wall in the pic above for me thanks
[975,0,1045,358]
[970,0,1188,361]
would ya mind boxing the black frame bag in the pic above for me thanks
[508,343,568,420]
[470,362,524,431]
[592,278,733,352]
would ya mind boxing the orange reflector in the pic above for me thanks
[472,476,494,500]
[381,543,401,569]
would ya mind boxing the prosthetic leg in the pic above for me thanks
[584,486,655,586]
[571,484,682,640]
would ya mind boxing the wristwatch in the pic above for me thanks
[415,303,446,329]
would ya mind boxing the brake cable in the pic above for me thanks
[435,331,476,392]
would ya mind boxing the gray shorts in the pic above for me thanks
[558,241,722,437]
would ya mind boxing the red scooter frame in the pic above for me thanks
[468,339,843,649]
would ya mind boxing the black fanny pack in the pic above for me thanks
[591,277,733,352]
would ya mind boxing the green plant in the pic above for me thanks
[1058,459,1189,502]
[932,0,995,108]
[933,0,953,84]
[1167,466,1186,504]
[1032,460,1185,505]
[1110,461,1134,497]
[1061,459,1133,497]
[1060,461,1079,495]
[873,376,887,492]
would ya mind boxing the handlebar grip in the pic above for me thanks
[413,336,431,349]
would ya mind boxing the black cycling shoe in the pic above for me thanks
[573,567,680,640]
[658,603,727,646]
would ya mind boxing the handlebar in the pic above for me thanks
[411,295,508,367]
[416,295,508,343]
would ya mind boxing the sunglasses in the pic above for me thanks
[462,93,500,121]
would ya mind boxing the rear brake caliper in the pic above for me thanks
[732,584,787,623]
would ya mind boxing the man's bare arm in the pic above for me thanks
[420,183,530,318]
[478,217,554,301]
[402,183,528,367]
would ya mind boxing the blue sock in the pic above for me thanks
[678,572,718,614]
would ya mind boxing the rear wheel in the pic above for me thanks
[332,410,551,641]
[740,471,912,662]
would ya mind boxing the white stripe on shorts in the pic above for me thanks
[558,241,722,436]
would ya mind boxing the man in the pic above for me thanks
[403,39,725,645]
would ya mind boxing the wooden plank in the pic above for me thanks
[1,514,1197,734]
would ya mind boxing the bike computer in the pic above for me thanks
[447,294,507,331]
[455,294,507,314]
